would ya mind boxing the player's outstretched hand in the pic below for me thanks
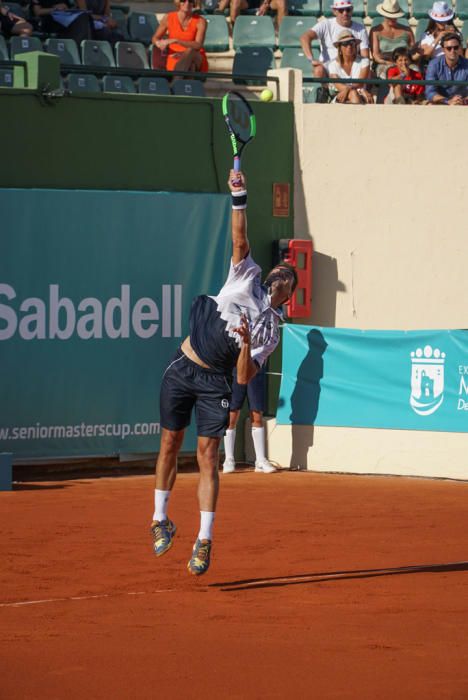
[232,314,251,346]
[228,169,246,193]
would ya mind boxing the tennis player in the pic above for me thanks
[150,169,298,576]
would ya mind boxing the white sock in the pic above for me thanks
[224,428,236,461]
[252,426,266,463]
[198,511,215,541]
[153,489,171,523]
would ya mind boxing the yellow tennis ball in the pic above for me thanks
[260,88,274,102]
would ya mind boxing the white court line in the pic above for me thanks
[0,590,174,608]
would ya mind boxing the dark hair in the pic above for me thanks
[392,46,410,61]
[440,31,462,47]
[424,18,456,35]
[276,261,298,293]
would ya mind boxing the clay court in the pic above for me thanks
[1,470,468,699]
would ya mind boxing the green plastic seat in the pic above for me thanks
[232,47,275,84]
[9,36,42,58]
[414,19,428,41]
[44,38,81,65]
[233,15,276,49]
[110,8,130,39]
[455,0,468,18]
[115,41,148,69]
[137,76,171,94]
[128,11,158,45]
[172,79,205,96]
[0,67,14,88]
[102,74,136,93]
[81,39,115,67]
[67,73,101,93]
[288,0,321,15]
[204,14,230,51]
[0,35,8,61]
[279,16,314,48]
[411,0,431,19]
[302,84,322,101]
[280,46,314,71]
[367,0,408,15]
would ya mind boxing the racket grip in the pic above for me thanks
[234,156,240,172]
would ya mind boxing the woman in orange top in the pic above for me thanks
[152,0,208,73]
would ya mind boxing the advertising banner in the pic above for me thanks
[0,188,231,458]
[277,325,468,432]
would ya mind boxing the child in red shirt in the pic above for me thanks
[387,47,425,103]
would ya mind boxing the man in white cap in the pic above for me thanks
[300,0,369,79]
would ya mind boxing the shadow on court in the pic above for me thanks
[210,561,468,592]
[12,483,71,491]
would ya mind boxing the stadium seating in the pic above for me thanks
[10,36,42,58]
[288,0,321,15]
[0,35,8,60]
[411,0,431,18]
[137,76,171,95]
[44,38,81,65]
[302,84,322,102]
[414,19,427,42]
[278,16,312,48]
[232,47,275,84]
[456,0,468,18]
[172,79,206,96]
[370,15,409,26]
[128,11,158,44]
[280,46,313,71]
[0,68,14,88]
[232,16,276,49]
[110,7,130,40]
[115,41,149,69]
[102,74,136,93]
[81,40,115,67]
[204,15,230,52]
[67,73,101,93]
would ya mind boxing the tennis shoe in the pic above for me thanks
[222,457,236,474]
[187,538,212,576]
[254,459,277,473]
[151,518,177,557]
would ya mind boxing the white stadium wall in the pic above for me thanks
[266,76,468,480]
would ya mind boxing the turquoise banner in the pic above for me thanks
[0,189,231,458]
[277,326,468,432]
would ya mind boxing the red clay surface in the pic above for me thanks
[1,470,468,700]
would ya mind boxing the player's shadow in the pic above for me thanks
[12,483,70,490]
[288,329,327,470]
[210,561,468,592]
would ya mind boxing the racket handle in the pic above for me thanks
[234,156,240,172]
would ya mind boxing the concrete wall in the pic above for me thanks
[267,94,468,480]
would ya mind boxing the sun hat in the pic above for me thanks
[331,0,353,10]
[376,0,405,18]
[429,1,454,21]
[333,29,361,45]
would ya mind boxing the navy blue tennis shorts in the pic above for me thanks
[230,366,266,412]
[160,349,232,438]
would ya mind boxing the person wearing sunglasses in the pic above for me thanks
[328,30,373,103]
[300,0,369,86]
[419,1,464,64]
[152,0,208,74]
[425,32,468,104]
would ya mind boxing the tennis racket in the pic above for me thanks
[222,91,256,174]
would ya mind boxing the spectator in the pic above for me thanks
[300,0,369,82]
[328,29,373,102]
[425,31,468,104]
[76,0,123,43]
[216,0,287,28]
[419,1,463,63]
[152,0,208,74]
[222,367,277,474]
[30,0,92,43]
[0,3,33,36]
[369,0,417,78]
[387,46,425,103]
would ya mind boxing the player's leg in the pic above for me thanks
[270,0,287,26]
[223,369,246,473]
[247,368,277,473]
[151,351,195,556]
[188,371,230,575]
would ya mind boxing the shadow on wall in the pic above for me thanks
[289,329,328,470]
[310,251,347,327]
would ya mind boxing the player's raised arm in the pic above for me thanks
[228,169,250,265]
